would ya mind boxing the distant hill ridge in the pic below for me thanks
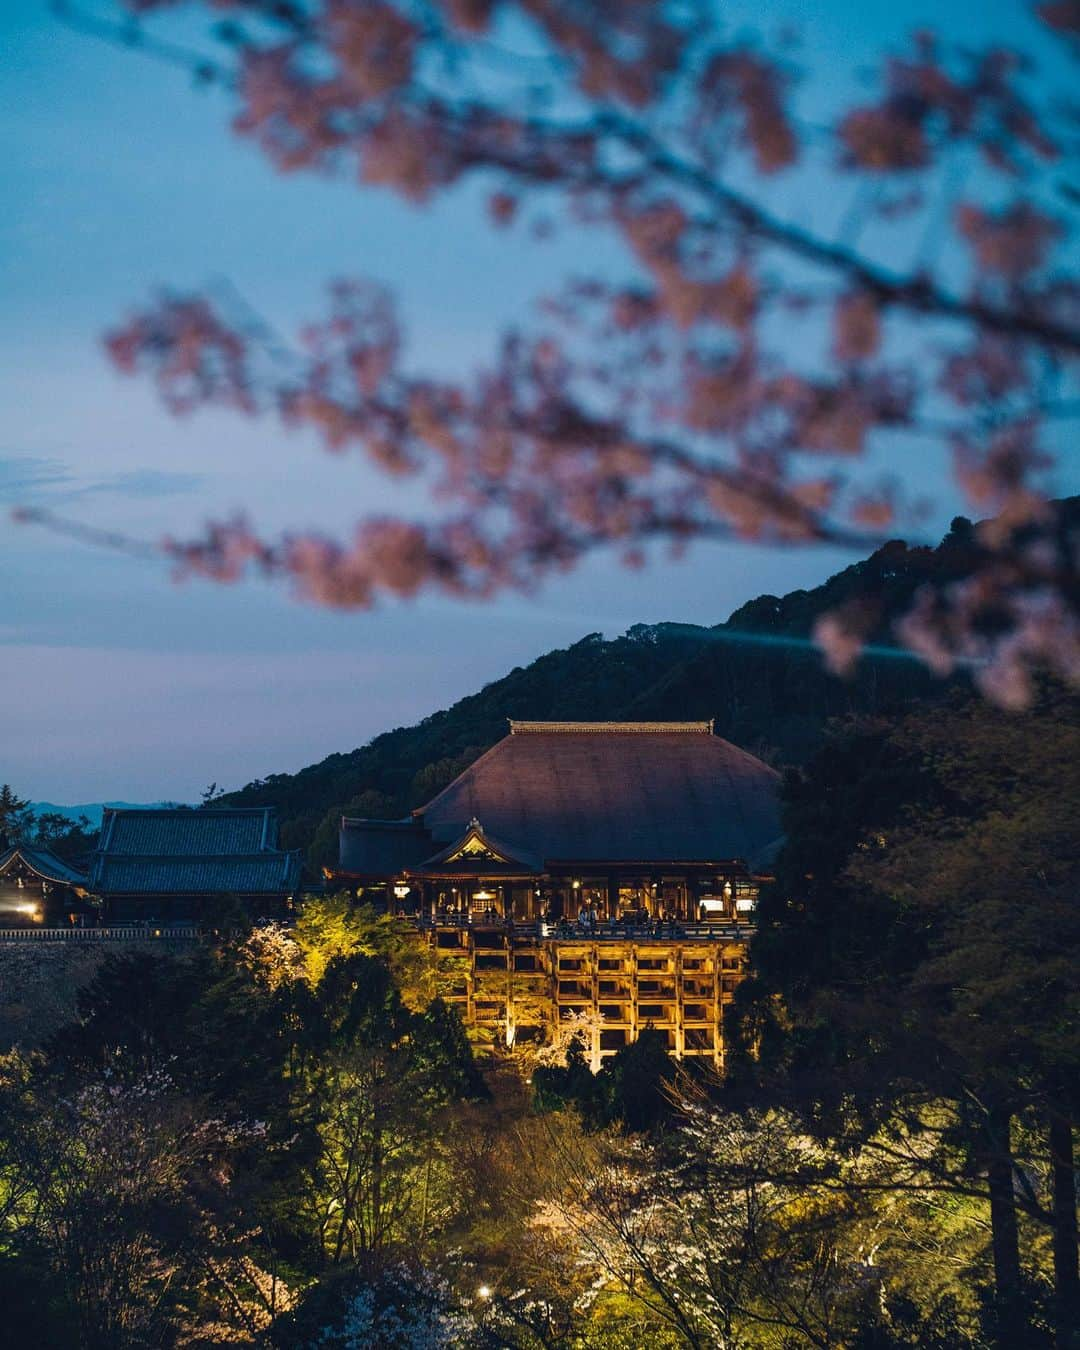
[224,508,1080,871]
[29,802,187,829]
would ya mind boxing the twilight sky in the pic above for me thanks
[1,0,1072,803]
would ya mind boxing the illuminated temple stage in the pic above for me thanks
[419,923,751,1072]
[327,721,782,1070]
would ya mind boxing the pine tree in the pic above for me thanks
[0,785,33,849]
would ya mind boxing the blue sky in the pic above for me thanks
[0,0,1071,802]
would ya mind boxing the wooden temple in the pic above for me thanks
[0,845,93,927]
[88,807,302,923]
[327,721,782,1068]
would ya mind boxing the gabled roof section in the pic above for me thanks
[97,807,276,856]
[89,807,301,897]
[414,818,542,874]
[0,845,88,888]
[415,720,781,866]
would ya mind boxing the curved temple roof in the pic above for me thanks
[408,720,781,867]
[414,819,543,875]
[0,845,88,889]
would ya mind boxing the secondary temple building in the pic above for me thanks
[328,720,782,1070]
[0,808,301,928]
[0,844,93,927]
[89,807,302,923]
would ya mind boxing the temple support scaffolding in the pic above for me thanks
[423,925,749,1072]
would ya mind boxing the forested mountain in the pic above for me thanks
[224,507,1075,871]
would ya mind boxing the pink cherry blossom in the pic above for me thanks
[833,292,882,363]
[20,0,1076,709]
[955,203,1062,281]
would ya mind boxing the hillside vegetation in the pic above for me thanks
[222,513,1039,870]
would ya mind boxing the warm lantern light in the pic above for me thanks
[571,879,581,890]
[393,883,410,899]
[473,889,494,902]
[477,1285,492,1301]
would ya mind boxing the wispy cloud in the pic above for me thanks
[0,455,203,503]
[0,456,75,497]
[91,469,204,499]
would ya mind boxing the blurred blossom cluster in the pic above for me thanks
[50,0,1080,703]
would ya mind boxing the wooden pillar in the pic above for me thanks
[629,941,639,1048]
[505,928,514,1049]
[465,928,476,1026]
[545,940,557,1048]
[589,942,601,1073]
[687,874,701,923]
[713,941,723,1071]
[674,944,685,1060]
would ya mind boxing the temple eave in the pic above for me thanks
[541,858,751,871]
[405,869,540,883]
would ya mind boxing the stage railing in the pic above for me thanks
[0,926,202,941]
[413,917,751,941]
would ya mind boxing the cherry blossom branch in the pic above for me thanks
[52,0,237,87]
[596,111,1080,355]
[33,0,1080,707]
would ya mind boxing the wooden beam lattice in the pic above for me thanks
[420,928,749,1071]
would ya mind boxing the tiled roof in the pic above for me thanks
[97,807,274,856]
[415,721,781,866]
[89,808,301,897]
[338,819,434,878]
[0,845,88,887]
[91,855,301,896]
